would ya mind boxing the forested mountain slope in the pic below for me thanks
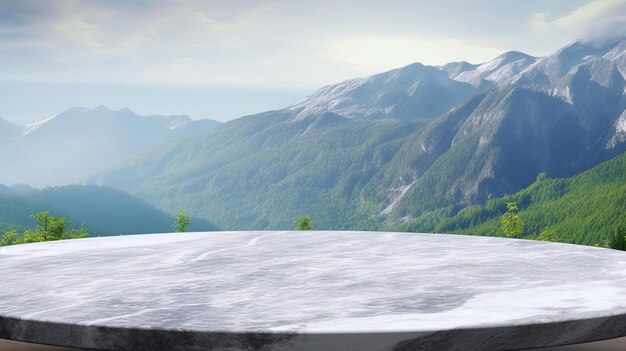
[0,185,218,235]
[398,151,626,246]
[87,38,626,234]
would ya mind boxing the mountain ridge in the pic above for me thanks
[0,106,221,187]
[78,37,626,232]
[0,184,219,235]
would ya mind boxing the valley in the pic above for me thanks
[80,39,626,244]
[1,38,625,246]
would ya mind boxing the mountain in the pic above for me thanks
[397,150,626,246]
[442,51,537,88]
[87,38,626,232]
[0,185,218,235]
[375,82,624,218]
[511,41,625,97]
[0,117,20,147]
[0,106,220,187]
[288,62,477,121]
[604,39,626,75]
[89,111,422,229]
[0,184,15,195]
[609,110,626,148]
[0,193,54,233]
[9,183,34,195]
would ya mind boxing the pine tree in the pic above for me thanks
[501,202,523,238]
[536,226,559,242]
[294,214,313,230]
[608,212,626,250]
[175,209,192,232]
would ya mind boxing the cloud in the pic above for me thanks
[0,0,608,89]
[530,0,626,46]
[0,0,277,55]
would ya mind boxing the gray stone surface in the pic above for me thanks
[1,231,626,351]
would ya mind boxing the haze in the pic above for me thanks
[0,0,625,123]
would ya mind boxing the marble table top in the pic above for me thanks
[1,231,626,351]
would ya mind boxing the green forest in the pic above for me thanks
[395,151,626,247]
[0,211,89,246]
[0,185,217,244]
[1,208,198,247]
[2,151,625,250]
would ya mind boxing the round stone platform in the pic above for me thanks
[1,231,626,350]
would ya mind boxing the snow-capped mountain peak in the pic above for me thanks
[447,51,537,88]
[288,62,477,121]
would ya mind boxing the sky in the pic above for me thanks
[0,0,625,123]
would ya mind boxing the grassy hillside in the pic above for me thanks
[1,185,218,236]
[397,151,626,245]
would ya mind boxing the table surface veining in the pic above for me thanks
[1,231,626,351]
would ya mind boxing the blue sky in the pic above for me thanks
[0,0,625,123]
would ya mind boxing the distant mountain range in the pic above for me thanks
[0,106,220,187]
[0,184,218,235]
[85,38,626,238]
